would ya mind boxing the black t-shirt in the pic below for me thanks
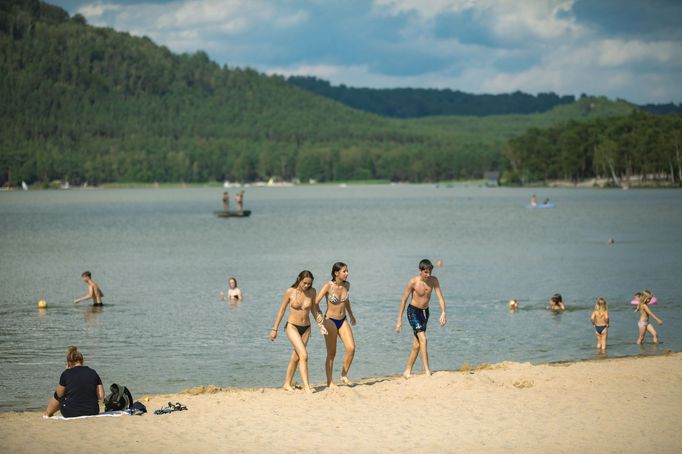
[58,366,102,417]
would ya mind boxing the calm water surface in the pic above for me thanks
[1,185,681,410]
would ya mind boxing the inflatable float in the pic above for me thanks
[631,296,657,305]
[527,203,556,209]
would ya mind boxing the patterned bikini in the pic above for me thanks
[326,282,349,330]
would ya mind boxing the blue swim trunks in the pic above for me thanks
[407,304,429,336]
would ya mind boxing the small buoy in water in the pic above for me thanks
[608,238,615,245]
[38,299,47,309]
[435,259,443,268]
[508,299,518,310]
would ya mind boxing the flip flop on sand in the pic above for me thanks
[168,402,188,411]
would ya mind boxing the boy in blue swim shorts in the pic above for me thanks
[395,259,447,377]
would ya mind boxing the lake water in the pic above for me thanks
[1,185,681,411]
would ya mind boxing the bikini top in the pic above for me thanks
[289,289,312,310]
[327,282,349,305]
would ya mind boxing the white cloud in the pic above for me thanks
[68,0,682,103]
[267,64,345,79]
[596,39,682,67]
[374,0,584,41]
[77,0,308,52]
[373,0,475,18]
[76,2,121,18]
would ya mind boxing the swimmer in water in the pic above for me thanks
[395,259,447,378]
[220,277,242,302]
[74,271,103,306]
[547,293,565,311]
[315,262,357,387]
[270,271,326,393]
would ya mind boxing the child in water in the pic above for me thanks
[590,298,609,352]
[635,290,663,344]
[547,293,565,311]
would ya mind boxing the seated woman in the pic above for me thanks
[44,346,104,418]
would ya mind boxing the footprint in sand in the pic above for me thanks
[513,379,534,389]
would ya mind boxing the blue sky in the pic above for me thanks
[50,0,682,103]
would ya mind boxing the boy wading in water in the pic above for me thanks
[396,259,447,377]
[74,271,104,306]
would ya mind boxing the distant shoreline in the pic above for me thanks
[2,177,680,191]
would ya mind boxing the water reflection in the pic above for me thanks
[84,305,103,329]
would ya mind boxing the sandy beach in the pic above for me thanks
[2,353,681,453]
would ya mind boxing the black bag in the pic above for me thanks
[104,383,134,411]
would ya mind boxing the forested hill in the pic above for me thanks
[0,0,440,184]
[0,0,641,186]
[287,76,577,117]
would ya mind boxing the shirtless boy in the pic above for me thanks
[395,259,447,377]
[74,271,104,306]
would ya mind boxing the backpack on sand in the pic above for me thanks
[104,383,133,411]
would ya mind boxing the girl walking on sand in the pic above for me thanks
[270,271,326,393]
[315,262,357,387]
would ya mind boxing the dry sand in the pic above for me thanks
[2,353,681,453]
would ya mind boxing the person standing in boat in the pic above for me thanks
[222,191,230,211]
[315,262,357,387]
[235,190,244,212]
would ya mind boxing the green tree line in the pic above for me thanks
[288,76,577,117]
[503,111,682,185]
[287,77,682,118]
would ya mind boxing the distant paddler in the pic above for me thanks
[222,191,230,211]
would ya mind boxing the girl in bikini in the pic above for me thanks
[635,290,663,345]
[220,277,242,302]
[590,297,609,352]
[315,262,357,387]
[270,270,326,393]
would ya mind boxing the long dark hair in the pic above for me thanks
[291,270,314,288]
[331,262,347,281]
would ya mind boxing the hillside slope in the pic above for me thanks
[0,0,641,185]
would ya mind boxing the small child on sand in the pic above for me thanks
[590,297,609,352]
[635,290,663,344]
